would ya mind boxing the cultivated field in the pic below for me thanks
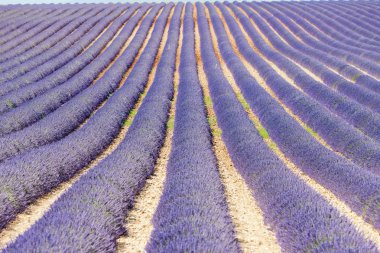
[0,1,379,252]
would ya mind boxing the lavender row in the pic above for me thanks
[228,3,380,145]
[0,5,141,138]
[0,6,40,19]
[0,7,80,53]
[239,3,380,119]
[0,6,106,69]
[0,8,115,72]
[0,8,55,38]
[222,2,380,229]
[0,4,77,27]
[0,7,96,63]
[147,5,239,252]
[5,4,182,252]
[218,2,380,146]
[4,4,180,252]
[304,2,380,40]
[267,2,380,65]
[223,2,380,145]
[309,2,380,37]
[198,3,376,252]
[328,1,380,22]
[271,2,380,80]
[276,2,380,77]
[222,3,380,174]
[0,3,166,231]
[341,2,380,14]
[0,8,56,44]
[249,2,380,111]
[279,2,380,51]
[290,2,380,47]
[0,7,36,25]
[0,5,138,113]
[250,3,380,88]
[0,5,150,161]
[298,2,380,44]
[0,5,126,83]
[276,2,380,85]
[0,8,63,45]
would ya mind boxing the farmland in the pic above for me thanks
[0,1,379,252]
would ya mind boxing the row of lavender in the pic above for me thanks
[0,1,379,252]
[198,2,377,251]
[1,0,380,172]
[0,4,147,161]
[2,1,380,171]
[0,2,162,229]
[219,0,380,228]
[5,3,181,251]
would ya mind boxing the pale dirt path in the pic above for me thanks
[250,4,380,82]
[116,6,180,253]
[224,4,351,157]
[0,7,162,251]
[195,5,282,253]
[216,4,380,249]
[78,7,154,129]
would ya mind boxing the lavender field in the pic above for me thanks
[0,1,379,252]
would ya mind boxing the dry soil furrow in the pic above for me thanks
[195,5,281,253]
[116,7,182,252]
[249,4,380,82]
[216,5,346,159]
[77,7,156,129]
[211,5,380,248]
[0,7,163,250]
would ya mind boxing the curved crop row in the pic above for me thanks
[197,3,376,252]
[271,1,380,81]
[0,8,52,37]
[215,3,380,147]
[0,7,39,26]
[0,4,144,139]
[0,4,152,161]
[0,8,64,45]
[249,3,380,89]
[305,2,380,43]
[0,5,140,112]
[221,3,380,175]
[222,2,380,229]
[147,5,240,252]
[279,2,380,50]
[0,7,80,53]
[4,4,181,252]
[319,2,380,34]
[0,5,127,83]
[0,6,109,71]
[0,3,165,230]
[237,3,380,118]
[271,2,380,61]
[292,2,380,45]
[0,7,96,63]
[266,1,380,78]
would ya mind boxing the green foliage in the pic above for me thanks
[258,127,269,139]
[236,93,250,111]
[352,73,361,82]
[305,125,318,137]
[166,116,174,130]
[6,100,16,109]
[123,109,137,127]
